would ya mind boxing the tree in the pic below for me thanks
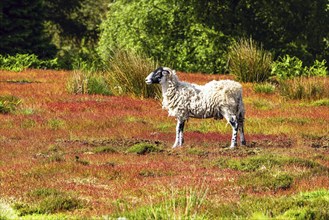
[192,0,329,66]
[98,0,232,73]
[0,0,56,58]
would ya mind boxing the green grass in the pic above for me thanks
[311,98,329,107]
[113,186,209,219]
[14,188,84,216]
[208,189,329,219]
[93,146,117,154]
[218,154,328,192]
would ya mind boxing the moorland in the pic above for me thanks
[0,69,328,219]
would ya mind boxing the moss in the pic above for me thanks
[126,143,163,155]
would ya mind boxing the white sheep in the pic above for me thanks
[145,67,246,149]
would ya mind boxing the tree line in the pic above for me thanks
[1,0,328,73]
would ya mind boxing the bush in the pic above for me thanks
[271,55,328,80]
[0,54,58,72]
[228,38,272,82]
[0,95,22,114]
[279,77,329,100]
[107,49,161,99]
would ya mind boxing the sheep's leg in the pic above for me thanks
[225,115,238,149]
[173,119,185,148]
[238,113,246,145]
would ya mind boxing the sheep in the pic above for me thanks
[145,67,246,149]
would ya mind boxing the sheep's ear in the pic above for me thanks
[162,70,170,75]
[172,70,177,75]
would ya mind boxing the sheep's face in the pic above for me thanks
[145,67,172,85]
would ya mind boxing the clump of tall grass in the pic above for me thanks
[67,71,111,95]
[0,95,22,114]
[279,77,329,100]
[253,83,276,94]
[114,185,209,219]
[107,49,161,99]
[228,38,272,82]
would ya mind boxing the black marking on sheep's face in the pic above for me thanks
[145,67,169,84]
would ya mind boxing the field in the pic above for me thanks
[0,69,328,219]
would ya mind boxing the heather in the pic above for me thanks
[0,69,328,219]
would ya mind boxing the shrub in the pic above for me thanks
[0,54,58,72]
[279,77,329,100]
[228,38,272,82]
[0,95,22,114]
[271,55,328,80]
[107,49,161,99]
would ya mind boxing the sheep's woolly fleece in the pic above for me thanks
[162,73,243,121]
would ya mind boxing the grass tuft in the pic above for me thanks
[279,77,329,100]
[107,49,161,99]
[14,188,84,216]
[0,95,22,114]
[228,38,272,82]
[126,143,163,155]
[253,83,276,94]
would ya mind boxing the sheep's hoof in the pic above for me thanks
[229,144,237,149]
[172,144,182,149]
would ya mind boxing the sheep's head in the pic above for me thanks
[145,67,176,85]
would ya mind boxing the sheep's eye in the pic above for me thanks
[154,71,162,79]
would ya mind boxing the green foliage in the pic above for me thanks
[228,38,272,82]
[279,77,329,100]
[0,54,59,72]
[98,0,231,73]
[107,49,161,98]
[126,143,162,155]
[271,55,328,80]
[0,95,22,114]
[14,188,83,216]
[253,83,276,94]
